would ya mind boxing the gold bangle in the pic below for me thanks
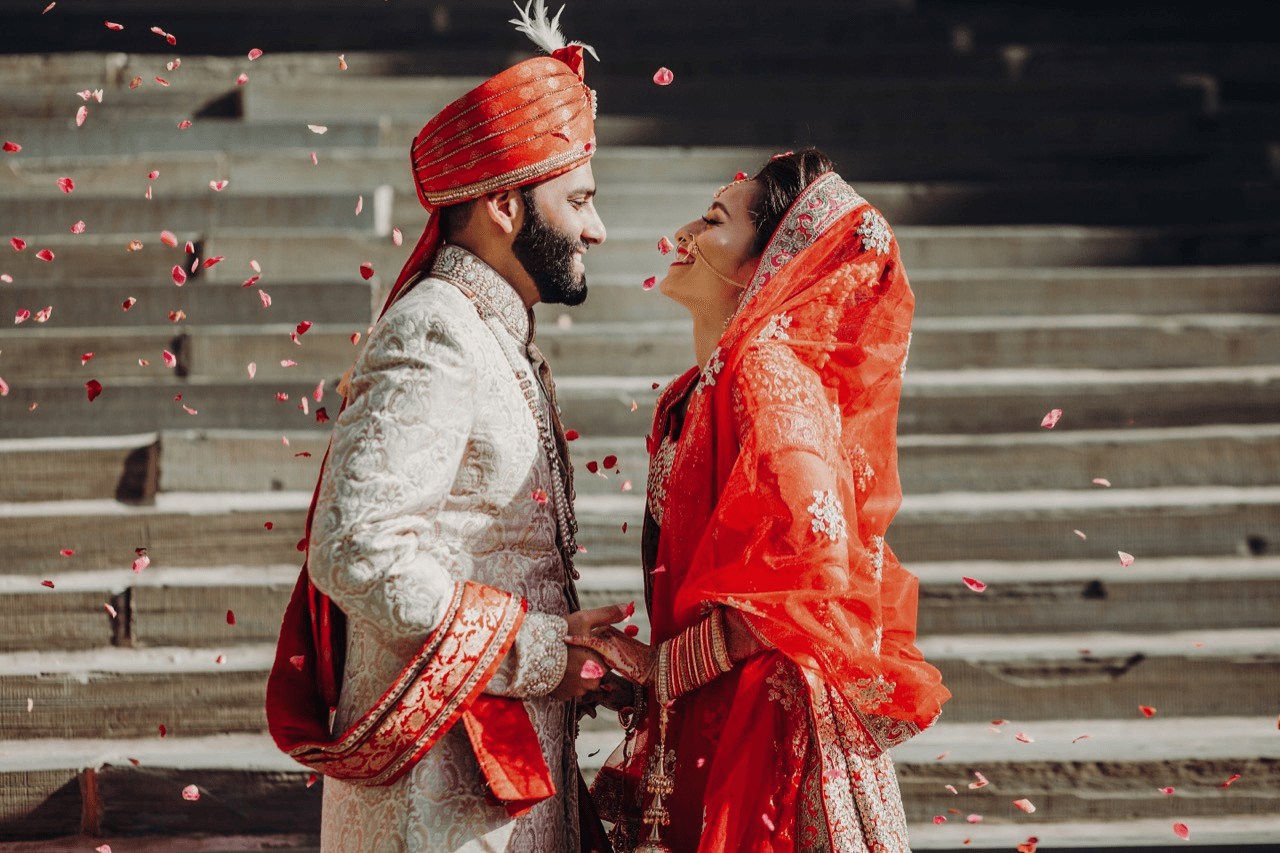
[710,609,733,672]
[656,641,673,708]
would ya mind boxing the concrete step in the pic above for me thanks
[572,485,1280,565]
[0,377,344,439]
[0,491,310,574]
[0,433,159,503]
[535,266,1280,325]
[0,733,318,838]
[17,421,1279,505]
[536,314,1280,374]
[549,367,1280,438]
[0,325,364,381]
[0,278,374,328]
[1,625,1273,739]
[1,231,194,282]
[567,425,1280,497]
[6,724,1279,843]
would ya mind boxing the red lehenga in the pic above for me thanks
[593,174,951,852]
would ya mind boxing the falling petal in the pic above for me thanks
[307,772,318,787]
[33,306,51,323]
[310,151,318,165]
[313,380,324,402]
[57,177,74,193]
[167,310,186,323]
[936,751,950,760]
[734,171,749,181]
[171,266,187,286]
[129,77,142,89]
[1073,529,1088,540]
[276,392,289,401]
[177,120,192,130]
[621,480,633,491]
[355,195,363,215]
[1139,705,1157,717]
[657,236,674,255]
[945,784,958,794]
[1159,786,1175,794]
[154,77,169,87]
[359,262,374,280]
[624,624,640,637]
[184,240,195,254]
[14,309,30,324]
[122,297,136,311]
[160,230,178,247]
[2,141,22,153]
[60,548,75,556]
[1015,731,1034,743]
[242,275,261,288]
[132,554,150,572]
[1013,799,1036,814]
[181,784,200,801]
[653,67,674,85]
[71,221,86,234]
[1173,823,1190,841]
[1092,478,1111,487]
[392,227,403,246]
[10,237,26,251]
[209,180,228,192]
[214,653,225,663]
[81,352,94,365]
[565,429,580,440]
[203,255,225,269]
[966,814,983,824]
[85,379,102,401]
[280,359,297,368]
[248,48,263,60]
[308,124,329,135]
[962,576,987,593]
[183,405,197,415]
[1118,551,1135,567]
[158,724,166,737]
[42,580,55,588]
[623,600,636,619]
[642,276,657,290]
[76,106,87,127]
[265,521,274,529]
[1072,734,1091,743]
[1040,408,1062,428]
[1220,773,1241,788]
[236,73,249,85]
[350,332,361,345]
[259,290,272,308]
[968,771,989,789]
[163,350,177,368]
[580,659,605,679]
[35,249,54,262]
[933,816,946,825]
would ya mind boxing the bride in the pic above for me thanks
[576,149,951,852]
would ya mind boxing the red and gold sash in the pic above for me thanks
[267,574,554,816]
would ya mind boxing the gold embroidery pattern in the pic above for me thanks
[852,674,896,710]
[646,435,678,526]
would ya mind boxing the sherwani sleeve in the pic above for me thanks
[309,305,475,644]
[309,302,567,699]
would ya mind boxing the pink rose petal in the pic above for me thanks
[57,177,74,193]
[105,20,122,29]
[1040,408,1062,428]
[580,659,605,679]
[1074,529,1088,540]
[966,814,983,824]
[1173,822,1190,841]
[70,220,85,234]
[14,309,30,324]
[10,237,26,251]
[657,236,674,255]
[1118,551,1135,567]
[181,784,200,801]
[75,106,87,127]
[236,73,249,85]
[392,227,403,246]
[933,816,946,825]
[2,141,21,153]
[154,77,169,87]
[355,195,363,215]
[171,266,187,286]
[35,249,54,262]
[209,180,228,192]
[1092,478,1111,487]
[1159,786,1175,794]
[313,380,325,402]
[0,375,10,396]
[259,290,272,308]
[162,350,177,368]
[248,48,263,60]
[203,255,225,268]
[962,576,987,593]
[308,124,328,135]
[1013,798,1036,814]
[149,170,160,180]
[132,554,150,572]
[177,120,192,130]
[33,305,51,323]
[653,67,674,85]
[338,54,348,70]
[642,276,657,290]
[1015,731,1034,743]
[968,771,989,789]
[159,230,178,247]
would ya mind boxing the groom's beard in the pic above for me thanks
[512,192,588,306]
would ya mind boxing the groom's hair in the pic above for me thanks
[750,148,836,254]
[439,198,478,242]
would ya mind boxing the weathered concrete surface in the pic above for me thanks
[0,433,158,502]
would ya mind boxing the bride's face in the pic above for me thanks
[659,180,762,313]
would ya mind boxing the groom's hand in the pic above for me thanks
[550,646,609,701]
[565,603,629,638]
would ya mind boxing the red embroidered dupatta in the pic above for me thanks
[610,174,950,850]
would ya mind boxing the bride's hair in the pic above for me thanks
[749,148,836,254]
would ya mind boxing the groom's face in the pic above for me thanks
[512,162,606,306]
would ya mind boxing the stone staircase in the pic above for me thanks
[2,2,1280,849]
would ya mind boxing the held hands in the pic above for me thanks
[549,604,629,701]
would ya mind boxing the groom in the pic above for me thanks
[266,8,622,851]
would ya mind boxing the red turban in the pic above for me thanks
[384,46,597,315]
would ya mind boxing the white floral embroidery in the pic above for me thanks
[851,445,875,493]
[758,312,793,341]
[807,489,847,541]
[870,534,885,581]
[872,624,883,656]
[900,330,912,377]
[856,209,892,256]
[697,347,724,394]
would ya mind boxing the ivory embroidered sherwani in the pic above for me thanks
[309,245,580,852]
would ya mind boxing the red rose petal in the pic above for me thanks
[248,48,263,60]
[85,379,103,401]
[35,249,54,262]
[642,276,657,290]
[171,266,187,286]
[603,454,618,469]
[202,255,224,268]
[586,461,599,474]
[358,262,374,280]
[60,548,75,556]
[177,120,192,130]
[1159,786,1175,794]
[624,624,639,637]
[1139,705,1157,717]
[962,576,987,593]
[565,429,580,441]
[653,67,674,85]
[154,76,169,87]
[148,170,160,180]
[10,237,26,251]
[623,600,636,619]
[14,309,29,325]
[184,240,195,254]
[181,784,200,801]
[81,352,94,365]
[57,177,74,193]
[209,180,228,192]
[1173,822,1190,840]
[307,772,318,787]
[75,106,87,127]
[1220,773,1241,788]
[162,350,177,368]
[41,579,55,588]
[236,73,249,86]
[122,297,136,311]
[242,275,261,288]
[296,320,313,336]
[167,310,186,323]
[132,554,150,573]
[580,659,605,679]
[2,141,21,153]
[158,724,167,737]
[264,520,273,529]
[734,171,749,181]
[259,290,272,308]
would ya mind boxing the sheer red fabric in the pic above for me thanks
[607,174,950,851]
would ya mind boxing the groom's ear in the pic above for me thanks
[482,188,523,236]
